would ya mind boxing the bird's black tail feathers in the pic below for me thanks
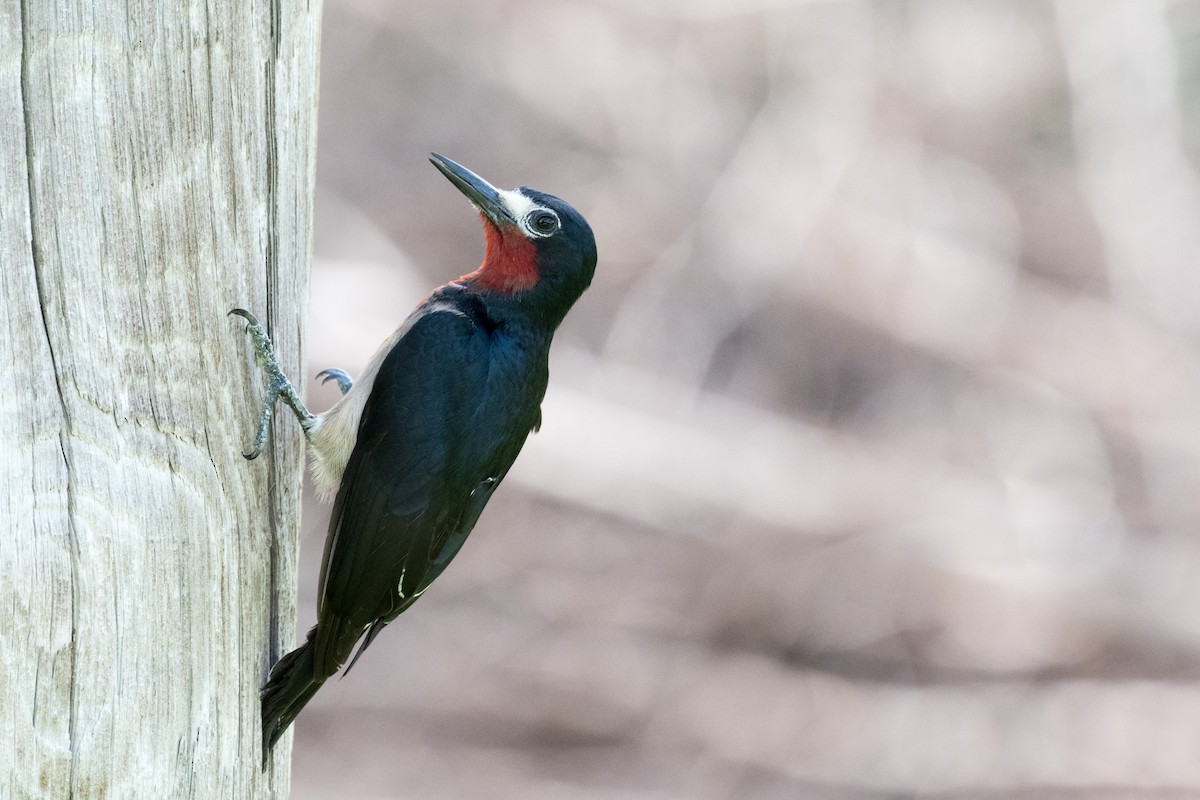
[261,626,325,767]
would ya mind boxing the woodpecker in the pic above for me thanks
[231,154,597,763]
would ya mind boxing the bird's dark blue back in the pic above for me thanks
[312,283,550,674]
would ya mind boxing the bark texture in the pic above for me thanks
[0,0,320,795]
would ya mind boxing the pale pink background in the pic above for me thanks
[288,1,1200,797]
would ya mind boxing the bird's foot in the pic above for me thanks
[316,368,354,396]
[229,308,316,460]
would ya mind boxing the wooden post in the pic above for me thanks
[0,0,320,795]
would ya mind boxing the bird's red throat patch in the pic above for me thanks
[464,219,539,294]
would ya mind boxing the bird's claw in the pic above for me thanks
[228,307,260,326]
[317,368,354,396]
[230,307,315,459]
[241,385,276,461]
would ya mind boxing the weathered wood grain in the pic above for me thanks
[0,0,321,796]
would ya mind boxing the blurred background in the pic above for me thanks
[291,0,1200,797]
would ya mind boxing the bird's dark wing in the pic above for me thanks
[312,304,493,675]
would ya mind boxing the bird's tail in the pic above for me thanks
[261,626,325,766]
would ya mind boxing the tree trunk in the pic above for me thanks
[0,0,320,796]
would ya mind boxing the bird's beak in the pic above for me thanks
[430,153,517,228]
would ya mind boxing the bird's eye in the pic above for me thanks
[529,211,560,236]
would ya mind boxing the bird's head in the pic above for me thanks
[431,153,596,323]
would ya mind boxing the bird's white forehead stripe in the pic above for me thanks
[498,188,537,221]
[498,187,558,238]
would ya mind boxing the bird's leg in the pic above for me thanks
[316,368,354,396]
[229,308,316,460]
